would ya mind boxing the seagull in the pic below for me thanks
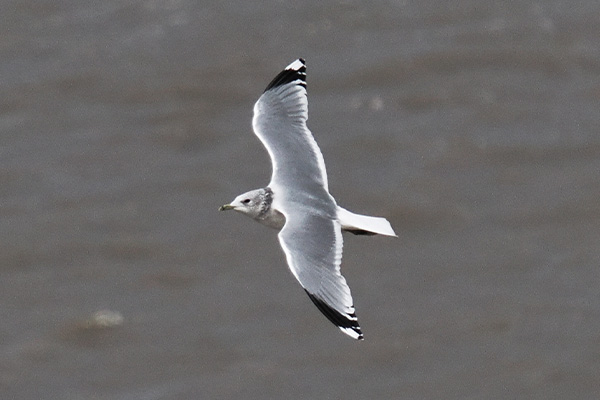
[219,59,396,340]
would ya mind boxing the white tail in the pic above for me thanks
[337,207,397,237]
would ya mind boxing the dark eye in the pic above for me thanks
[242,199,251,204]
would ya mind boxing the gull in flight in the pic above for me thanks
[220,59,396,340]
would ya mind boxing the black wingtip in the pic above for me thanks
[264,59,307,92]
[305,290,364,340]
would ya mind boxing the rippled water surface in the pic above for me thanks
[2,1,600,399]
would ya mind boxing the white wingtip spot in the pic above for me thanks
[286,59,305,71]
[340,326,364,340]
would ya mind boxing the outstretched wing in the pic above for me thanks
[251,59,363,339]
[278,211,363,340]
[252,59,329,199]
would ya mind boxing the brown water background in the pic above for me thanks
[2,1,600,399]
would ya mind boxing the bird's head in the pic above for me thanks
[219,188,269,219]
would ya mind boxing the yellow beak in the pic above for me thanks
[218,204,234,211]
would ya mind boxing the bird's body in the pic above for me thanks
[220,59,396,340]
[222,187,395,236]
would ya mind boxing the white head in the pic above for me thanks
[219,188,271,220]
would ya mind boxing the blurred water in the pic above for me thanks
[1,1,600,399]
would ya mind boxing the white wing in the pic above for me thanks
[252,58,329,198]
[278,211,363,340]
[251,59,363,339]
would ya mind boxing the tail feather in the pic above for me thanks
[337,207,397,237]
